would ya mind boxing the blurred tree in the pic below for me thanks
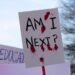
[60,0,75,64]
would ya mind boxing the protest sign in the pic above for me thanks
[19,8,64,68]
[0,45,24,63]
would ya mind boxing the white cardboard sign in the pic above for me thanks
[19,8,64,68]
[0,45,24,63]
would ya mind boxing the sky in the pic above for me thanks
[0,0,70,75]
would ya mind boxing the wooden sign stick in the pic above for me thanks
[40,57,46,75]
[42,65,46,75]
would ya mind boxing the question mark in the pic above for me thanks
[53,34,58,43]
